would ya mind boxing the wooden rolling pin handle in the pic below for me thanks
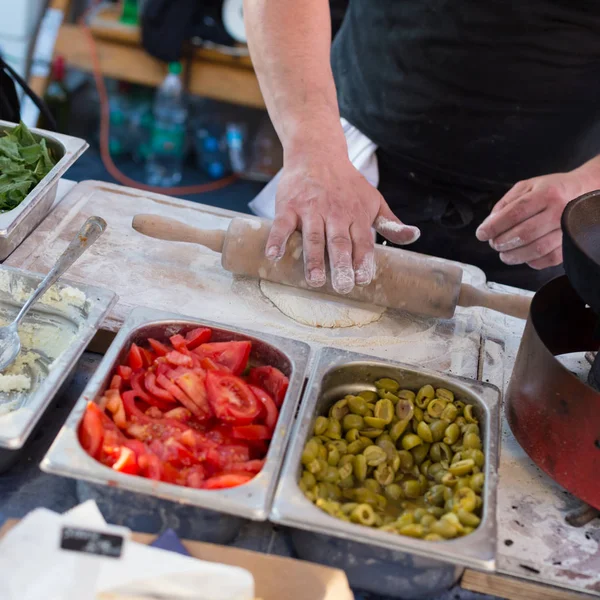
[132,214,226,253]
[458,283,531,320]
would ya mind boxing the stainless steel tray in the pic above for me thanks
[270,347,500,596]
[0,121,88,260]
[42,307,311,521]
[0,265,117,452]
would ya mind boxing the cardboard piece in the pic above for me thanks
[0,521,353,600]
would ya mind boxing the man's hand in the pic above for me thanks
[476,166,598,270]
[265,147,420,294]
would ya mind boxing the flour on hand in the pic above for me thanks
[259,280,385,328]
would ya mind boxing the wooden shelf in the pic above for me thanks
[34,1,265,109]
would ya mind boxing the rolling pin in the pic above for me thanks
[132,214,532,320]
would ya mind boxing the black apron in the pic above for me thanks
[331,0,600,289]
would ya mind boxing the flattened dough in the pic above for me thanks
[259,280,385,328]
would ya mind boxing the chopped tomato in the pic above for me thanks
[225,459,265,474]
[148,338,170,357]
[145,406,164,419]
[127,343,144,371]
[250,385,279,431]
[248,366,289,408]
[117,365,132,381]
[141,348,155,368]
[100,429,125,466]
[109,375,122,391]
[105,389,127,429]
[217,443,251,465]
[200,357,229,372]
[138,453,163,480]
[165,351,193,368]
[206,371,260,424]
[156,373,208,419]
[202,473,253,489]
[131,371,171,411]
[144,371,176,403]
[79,402,105,459]
[123,439,148,459]
[112,447,138,474]
[186,465,206,488]
[164,407,192,422]
[232,424,272,441]
[194,341,251,375]
[185,327,212,350]
[175,372,212,419]
[169,334,188,353]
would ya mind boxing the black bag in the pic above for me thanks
[0,55,56,129]
[141,0,235,63]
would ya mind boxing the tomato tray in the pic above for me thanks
[41,307,310,521]
[270,346,500,598]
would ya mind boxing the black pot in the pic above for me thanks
[562,190,600,315]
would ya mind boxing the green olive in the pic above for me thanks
[376,438,397,461]
[379,390,400,403]
[339,454,354,468]
[456,508,480,527]
[364,445,388,466]
[413,406,424,423]
[350,503,377,525]
[374,399,395,424]
[417,421,434,443]
[346,428,361,443]
[427,399,446,418]
[412,443,431,465]
[346,440,365,455]
[364,416,388,429]
[325,419,342,440]
[338,463,354,481]
[358,390,379,403]
[301,438,321,465]
[429,419,447,442]
[462,423,480,436]
[399,524,424,538]
[425,485,446,507]
[464,404,478,424]
[385,483,404,501]
[353,454,368,481]
[343,414,365,431]
[470,472,485,493]
[348,396,370,416]
[374,463,395,486]
[375,378,400,393]
[443,423,460,445]
[449,459,475,476]
[364,478,382,494]
[436,388,454,402]
[329,399,349,421]
[301,470,317,489]
[390,419,410,443]
[395,449,413,471]
[361,427,384,439]
[463,432,482,450]
[463,449,485,467]
[454,487,477,512]
[327,446,340,466]
[402,434,423,451]
[430,442,452,463]
[440,403,458,423]
[415,384,435,409]
[314,416,329,436]
[398,389,416,402]
[402,479,422,499]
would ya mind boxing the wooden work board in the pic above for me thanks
[5,180,486,377]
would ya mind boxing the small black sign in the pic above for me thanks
[60,527,124,559]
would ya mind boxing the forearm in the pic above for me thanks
[573,154,600,189]
[243,0,346,156]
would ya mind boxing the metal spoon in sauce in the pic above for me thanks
[0,216,106,372]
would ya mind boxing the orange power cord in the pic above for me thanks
[78,2,238,196]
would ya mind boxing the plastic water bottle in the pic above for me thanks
[146,63,187,187]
